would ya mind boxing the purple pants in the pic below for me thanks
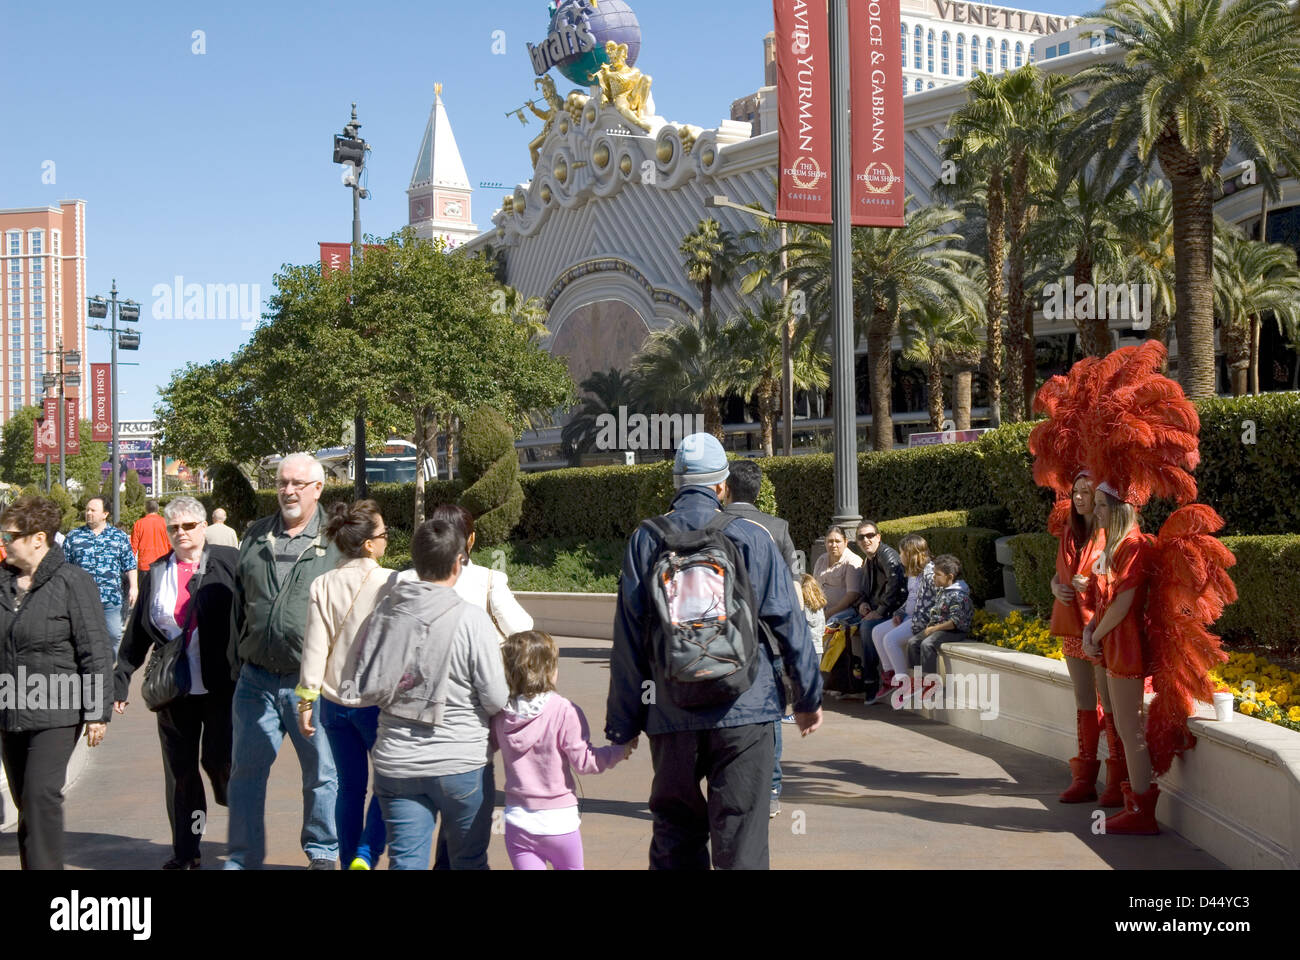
[505,824,585,870]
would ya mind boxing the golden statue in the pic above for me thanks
[527,75,566,167]
[595,41,654,132]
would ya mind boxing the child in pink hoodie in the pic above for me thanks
[492,630,636,869]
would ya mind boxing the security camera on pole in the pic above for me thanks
[333,102,371,500]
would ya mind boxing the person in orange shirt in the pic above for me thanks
[131,500,172,573]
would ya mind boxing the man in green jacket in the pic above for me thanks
[224,453,341,870]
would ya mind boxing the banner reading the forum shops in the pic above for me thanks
[848,0,905,227]
[774,0,832,224]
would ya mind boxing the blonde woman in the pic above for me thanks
[869,534,935,703]
[296,499,396,870]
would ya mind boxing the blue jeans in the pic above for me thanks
[223,663,338,869]
[319,699,386,867]
[376,766,492,870]
[103,603,123,660]
[772,720,782,796]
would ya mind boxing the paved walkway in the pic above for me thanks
[0,636,1221,869]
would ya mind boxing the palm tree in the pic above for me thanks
[723,298,830,456]
[1122,181,1178,357]
[779,201,981,450]
[560,368,640,464]
[499,287,549,342]
[632,312,733,440]
[900,300,983,431]
[1213,225,1300,396]
[940,72,1008,428]
[1064,0,1300,398]
[680,218,742,326]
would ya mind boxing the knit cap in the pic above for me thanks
[673,432,729,489]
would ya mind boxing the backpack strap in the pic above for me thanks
[704,511,740,534]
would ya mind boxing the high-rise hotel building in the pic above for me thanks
[0,201,87,425]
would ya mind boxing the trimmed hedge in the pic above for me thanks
[517,463,663,540]
[459,407,524,546]
[252,480,464,535]
[1007,531,1300,657]
[877,506,1009,539]
[977,393,1300,536]
[878,521,1003,607]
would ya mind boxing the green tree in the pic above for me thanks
[679,218,742,326]
[632,312,734,440]
[1065,0,1300,398]
[1122,181,1179,357]
[1213,224,1300,396]
[0,406,109,492]
[901,300,984,432]
[723,298,829,457]
[154,359,237,469]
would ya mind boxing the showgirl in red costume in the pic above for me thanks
[1032,342,1236,835]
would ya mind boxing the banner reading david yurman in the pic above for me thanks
[775,0,833,224]
[848,0,905,227]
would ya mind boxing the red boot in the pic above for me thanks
[1059,758,1101,803]
[1059,710,1101,802]
[1098,714,1127,807]
[1104,782,1160,835]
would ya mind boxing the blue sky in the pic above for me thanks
[4,0,1086,421]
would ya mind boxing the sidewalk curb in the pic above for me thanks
[0,734,90,831]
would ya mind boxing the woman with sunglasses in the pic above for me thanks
[0,495,114,869]
[295,499,396,870]
[114,496,239,869]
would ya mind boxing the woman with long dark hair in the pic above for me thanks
[296,499,396,870]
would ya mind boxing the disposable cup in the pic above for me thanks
[1213,691,1234,723]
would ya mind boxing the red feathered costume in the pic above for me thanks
[1031,342,1236,832]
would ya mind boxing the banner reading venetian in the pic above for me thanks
[775,0,832,224]
[849,0,905,227]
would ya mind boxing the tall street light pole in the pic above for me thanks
[334,102,371,499]
[829,0,860,531]
[705,195,796,457]
[88,281,141,524]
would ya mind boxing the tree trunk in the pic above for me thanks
[1249,314,1261,395]
[867,309,895,451]
[413,405,433,527]
[1224,317,1250,397]
[701,278,713,326]
[703,396,723,440]
[1149,309,1172,372]
[928,356,944,431]
[1003,152,1028,423]
[985,170,1006,428]
[758,379,776,458]
[1157,131,1219,399]
[1022,297,1036,416]
[1074,247,1109,357]
[952,364,973,430]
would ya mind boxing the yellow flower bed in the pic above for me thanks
[973,613,1300,732]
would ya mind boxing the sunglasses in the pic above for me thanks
[167,521,202,534]
[856,531,879,541]
[1,530,24,544]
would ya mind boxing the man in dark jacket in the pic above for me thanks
[224,454,340,870]
[854,520,906,690]
[723,458,801,819]
[606,434,822,870]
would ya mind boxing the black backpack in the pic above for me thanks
[641,512,763,709]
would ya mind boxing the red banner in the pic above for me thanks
[849,0,906,227]
[774,0,833,224]
[65,398,80,456]
[35,398,58,462]
[320,242,351,275]
[33,422,46,464]
[320,243,386,275]
[91,363,112,441]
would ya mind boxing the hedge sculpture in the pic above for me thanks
[459,406,523,546]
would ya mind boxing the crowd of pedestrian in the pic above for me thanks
[0,431,988,871]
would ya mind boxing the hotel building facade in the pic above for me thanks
[0,201,87,426]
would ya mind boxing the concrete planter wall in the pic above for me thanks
[920,641,1300,869]
[516,591,618,641]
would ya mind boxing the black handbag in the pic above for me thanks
[141,552,205,712]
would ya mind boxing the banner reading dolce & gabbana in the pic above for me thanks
[849,0,905,227]
[774,0,832,224]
